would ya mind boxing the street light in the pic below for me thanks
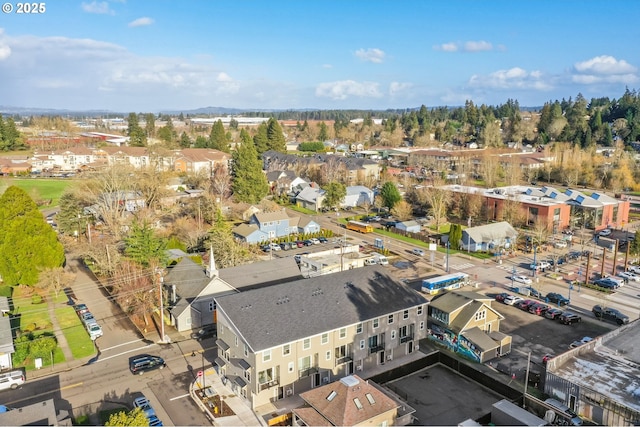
[155,268,168,344]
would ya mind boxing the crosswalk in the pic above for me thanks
[449,262,475,271]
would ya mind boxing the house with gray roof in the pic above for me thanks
[0,312,14,371]
[165,252,302,332]
[214,266,428,408]
[460,221,518,252]
[232,210,320,244]
[395,220,421,234]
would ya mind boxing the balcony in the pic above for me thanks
[335,355,353,367]
[369,345,384,355]
[258,378,279,391]
[400,334,414,344]
[298,367,318,379]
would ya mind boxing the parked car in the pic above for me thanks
[554,240,568,249]
[559,312,582,325]
[190,325,216,341]
[503,295,523,306]
[598,228,612,237]
[593,278,620,289]
[567,251,581,260]
[545,307,564,320]
[86,322,103,340]
[546,292,570,306]
[494,292,510,303]
[544,398,584,426]
[279,242,291,251]
[318,237,328,243]
[0,370,25,391]
[592,305,630,325]
[80,312,95,325]
[618,271,640,282]
[74,303,89,316]
[147,415,164,427]
[129,354,166,375]
[525,286,543,299]
[511,275,532,285]
[303,239,314,246]
[295,240,305,248]
[516,299,536,311]
[569,336,593,348]
[133,396,156,418]
[628,265,640,274]
[269,243,281,251]
[528,303,549,316]
[309,238,321,245]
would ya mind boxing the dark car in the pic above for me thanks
[74,303,89,316]
[517,299,536,311]
[526,287,544,299]
[559,312,582,325]
[495,292,510,303]
[545,307,564,320]
[318,237,328,243]
[529,303,549,316]
[592,305,630,325]
[190,325,216,341]
[593,278,619,290]
[303,239,314,246]
[129,354,166,375]
[546,292,570,306]
[567,251,581,260]
[279,242,291,251]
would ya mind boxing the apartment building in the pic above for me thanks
[214,266,428,409]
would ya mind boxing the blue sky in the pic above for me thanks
[1,0,639,112]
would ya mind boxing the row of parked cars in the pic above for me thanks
[73,303,103,340]
[261,237,328,252]
[496,291,581,324]
[133,394,163,426]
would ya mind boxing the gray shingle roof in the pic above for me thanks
[216,266,427,352]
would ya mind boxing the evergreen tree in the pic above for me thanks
[144,113,156,138]
[318,122,329,141]
[232,130,268,203]
[56,192,89,237]
[209,120,229,152]
[157,119,176,145]
[322,182,347,210]
[379,182,402,210]
[448,224,463,250]
[124,221,168,268]
[0,186,65,286]
[253,122,269,154]
[127,113,147,147]
[194,135,208,148]
[266,118,286,152]
[179,131,191,148]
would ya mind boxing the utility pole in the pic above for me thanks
[523,351,531,408]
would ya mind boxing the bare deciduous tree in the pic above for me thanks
[36,267,76,299]
[391,200,413,221]
[112,260,156,327]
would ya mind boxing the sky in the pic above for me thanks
[0,0,639,113]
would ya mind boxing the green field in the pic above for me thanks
[0,178,74,207]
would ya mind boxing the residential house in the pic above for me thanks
[214,266,428,408]
[292,375,413,426]
[0,158,31,175]
[0,399,72,426]
[233,210,321,244]
[0,297,14,371]
[295,187,325,211]
[266,170,308,196]
[173,148,230,175]
[165,252,303,332]
[460,222,518,253]
[395,221,421,234]
[343,186,374,208]
[544,321,640,426]
[427,291,510,363]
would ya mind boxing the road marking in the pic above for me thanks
[170,393,190,401]
[61,382,83,390]
[101,339,146,352]
[96,344,157,362]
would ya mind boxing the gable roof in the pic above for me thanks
[216,266,427,352]
[461,326,500,352]
[232,223,261,238]
[429,291,503,334]
[295,375,398,426]
[253,210,290,223]
[296,186,325,203]
[464,221,517,243]
[218,257,302,291]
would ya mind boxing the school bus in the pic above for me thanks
[346,220,374,233]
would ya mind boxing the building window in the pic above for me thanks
[403,310,409,319]
[321,333,329,345]
[372,318,379,329]
[283,344,291,356]
[303,338,311,350]
[360,340,365,350]
[391,330,396,340]
[243,369,251,382]
[209,301,215,312]
[288,362,294,373]
[339,328,346,339]
[356,323,363,334]
[235,336,239,346]
[258,367,275,385]
[431,307,449,324]
[263,350,271,363]
[388,314,394,324]
[244,344,249,357]
[417,305,423,316]
[420,321,424,330]
[475,310,486,321]
[325,351,331,361]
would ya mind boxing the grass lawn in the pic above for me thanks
[0,177,75,207]
[55,306,95,359]
[12,287,53,331]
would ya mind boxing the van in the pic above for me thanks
[545,398,583,425]
[0,370,25,391]
[376,255,389,266]
[364,257,377,266]
[129,354,166,375]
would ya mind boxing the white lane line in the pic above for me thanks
[170,393,190,401]
[101,339,145,352]
[96,344,158,362]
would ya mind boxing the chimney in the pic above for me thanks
[206,245,219,278]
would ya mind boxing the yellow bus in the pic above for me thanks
[346,220,374,233]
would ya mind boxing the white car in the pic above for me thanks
[309,238,321,245]
[628,265,640,274]
[553,240,568,249]
[504,295,524,306]
[598,229,612,237]
[511,275,532,285]
[618,271,640,282]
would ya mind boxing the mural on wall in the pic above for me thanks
[427,325,481,362]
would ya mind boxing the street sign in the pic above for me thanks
[197,370,203,377]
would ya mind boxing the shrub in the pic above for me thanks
[31,294,43,304]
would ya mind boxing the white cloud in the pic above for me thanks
[571,55,638,85]
[128,17,154,27]
[389,82,412,96]
[322,64,332,69]
[315,80,382,100]
[355,48,385,63]
[434,40,494,52]
[0,44,10,60]
[463,40,493,52]
[81,1,114,15]
[468,67,552,91]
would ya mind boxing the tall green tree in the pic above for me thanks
[322,182,346,210]
[127,113,147,147]
[157,118,176,145]
[56,191,90,237]
[0,186,65,286]
[318,122,329,142]
[144,113,156,138]
[209,120,230,152]
[448,224,463,250]
[232,129,268,203]
[266,118,286,152]
[105,408,149,427]
[379,181,402,210]
[253,122,269,154]
[124,221,168,268]
[179,131,191,148]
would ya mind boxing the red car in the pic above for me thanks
[495,292,510,303]
[516,299,536,311]
[528,303,549,316]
